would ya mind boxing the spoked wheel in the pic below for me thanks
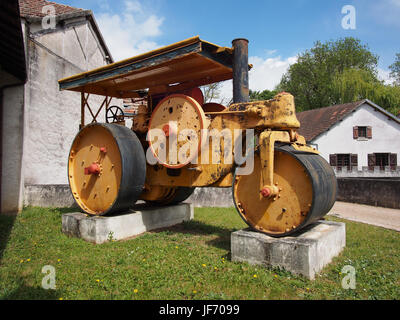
[232,145,337,237]
[68,123,146,215]
[106,106,124,123]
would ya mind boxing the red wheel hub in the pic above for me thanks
[84,162,100,175]
[260,187,272,198]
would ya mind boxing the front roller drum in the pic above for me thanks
[68,123,146,215]
[233,145,337,237]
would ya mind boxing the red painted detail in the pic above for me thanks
[184,87,204,105]
[162,124,170,137]
[100,147,107,153]
[202,102,226,112]
[162,124,177,137]
[84,162,100,175]
[260,187,271,198]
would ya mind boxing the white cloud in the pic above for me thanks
[377,68,395,85]
[218,54,297,103]
[218,80,233,104]
[125,0,143,13]
[249,55,297,92]
[264,49,277,55]
[96,1,164,61]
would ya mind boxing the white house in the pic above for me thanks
[297,99,400,177]
[1,0,121,214]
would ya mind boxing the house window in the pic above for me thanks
[368,153,398,170]
[353,126,372,139]
[358,126,367,138]
[375,153,389,168]
[329,153,358,170]
[337,154,350,169]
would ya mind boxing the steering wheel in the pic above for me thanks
[106,106,124,123]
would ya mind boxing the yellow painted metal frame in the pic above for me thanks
[60,37,320,213]
[140,93,318,193]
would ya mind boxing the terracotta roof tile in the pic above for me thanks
[297,100,365,141]
[18,0,86,19]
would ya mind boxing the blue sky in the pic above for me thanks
[59,0,399,98]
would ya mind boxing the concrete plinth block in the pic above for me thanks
[62,203,194,244]
[231,221,346,280]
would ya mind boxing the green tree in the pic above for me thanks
[249,89,278,101]
[332,68,400,115]
[389,53,400,86]
[278,37,379,111]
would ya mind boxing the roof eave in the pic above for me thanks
[306,100,366,142]
[363,99,400,125]
[22,10,113,64]
[307,99,400,142]
[21,9,92,23]
[86,12,113,63]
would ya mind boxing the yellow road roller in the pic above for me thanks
[59,36,337,237]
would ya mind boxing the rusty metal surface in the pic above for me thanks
[58,36,246,98]
[141,92,311,188]
[68,123,146,215]
[64,37,338,237]
[228,93,300,129]
[232,145,337,237]
[232,39,249,103]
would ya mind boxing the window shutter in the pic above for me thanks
[329,154,337,166]
[390,153,397,170]
[351,154,358,169]
[368,153,376,170]
[367,126,372,139]
[353,126,358,139]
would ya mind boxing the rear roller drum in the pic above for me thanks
[232,145,337,237]
[68,123,146,215]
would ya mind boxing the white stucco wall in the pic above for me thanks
[0,19,28,214]
[22,19,122,186]
[1,85,25,213]
[313,103,400,170]
[35,20,108,71]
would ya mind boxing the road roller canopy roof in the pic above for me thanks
[58,36,251,98]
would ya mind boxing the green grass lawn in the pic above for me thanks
[0,206,399,300]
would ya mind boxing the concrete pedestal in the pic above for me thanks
[62,203,193,244]
[231,221,346,280]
